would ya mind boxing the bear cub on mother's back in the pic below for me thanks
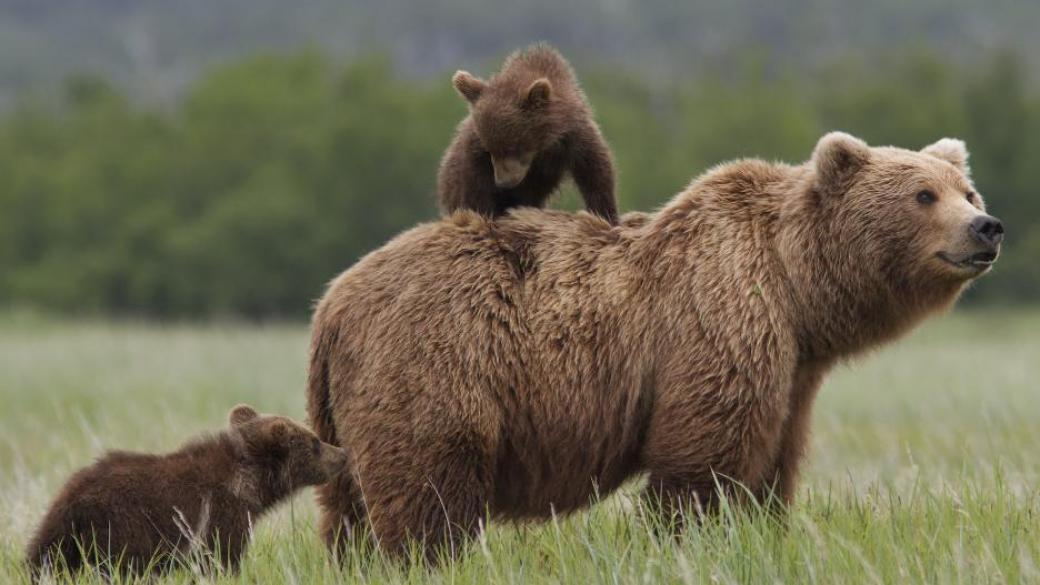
[26,405,347,577]
[438,43,619,224]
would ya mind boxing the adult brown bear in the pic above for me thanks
[307,132,1002,560]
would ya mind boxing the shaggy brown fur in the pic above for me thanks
[437,43,619,224]
[308,132,1002,560]
[26,405,348,577]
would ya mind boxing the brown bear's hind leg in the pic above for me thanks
[363,431,495,564]
[317,470,368,560]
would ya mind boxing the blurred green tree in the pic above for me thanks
[0,50,1034,318]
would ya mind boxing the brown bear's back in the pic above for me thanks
[314,208,658,516]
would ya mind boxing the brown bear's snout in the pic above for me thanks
[970,214,1004,249]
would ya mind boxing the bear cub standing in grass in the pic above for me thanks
[438,43,619,224]
[26,405,347,577]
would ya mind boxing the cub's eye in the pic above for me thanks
[965,191,976,203]
[916,190,936,205]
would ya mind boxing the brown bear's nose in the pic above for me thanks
[970,215,1004,247]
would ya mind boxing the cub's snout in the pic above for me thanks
[491,154,534,188]
[319,444,349,478]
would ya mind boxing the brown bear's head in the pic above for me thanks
[811,132,1002,283]
[453,70,573,189]
[786,132,1002,355]
[228,404,348,491]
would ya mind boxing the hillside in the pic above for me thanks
[1,0,1037,105]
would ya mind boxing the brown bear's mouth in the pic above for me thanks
[936,250,998,270]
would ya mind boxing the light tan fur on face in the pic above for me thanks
[836,139,996,284]
[927,173,990,268]
[491,152,536,187]
[911,141,995,273]
[309,132,998,561]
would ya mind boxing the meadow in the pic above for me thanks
[0,309,1037,584]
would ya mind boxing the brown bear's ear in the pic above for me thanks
[229,404,259,427]
[522,78,552,109]
[452,71,486,104]
[922,138,970,174]
[812,131,871,196]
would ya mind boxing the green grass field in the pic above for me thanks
[1,310,1038,584]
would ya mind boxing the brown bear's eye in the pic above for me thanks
[312,438,321,455]
[916,190,936,205]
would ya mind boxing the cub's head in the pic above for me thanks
[809,132,1003,312]
[452,69,569,188]
[228,404,348,489]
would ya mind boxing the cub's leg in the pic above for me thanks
[438,129,497,217]
[569,119,618,224]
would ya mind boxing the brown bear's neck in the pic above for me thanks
[780,216,904,360]
[630,160,805,364]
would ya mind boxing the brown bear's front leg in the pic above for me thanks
[755,360,830,507]
[638,357,792,530]
[639,426,779,532]
[641,472,729,533]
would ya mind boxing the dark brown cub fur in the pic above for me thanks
[26,405,348,578]
[438,43,619,224]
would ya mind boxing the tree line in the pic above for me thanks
[0,50,1036,318]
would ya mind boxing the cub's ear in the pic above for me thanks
[269,420,290,443]
[523,78,552,109]
[229,404,259,427]
[922,138,970,174]
[452,71,486,104]
[813,131,871,196]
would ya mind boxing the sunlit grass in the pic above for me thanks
[1,310,1038,583]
